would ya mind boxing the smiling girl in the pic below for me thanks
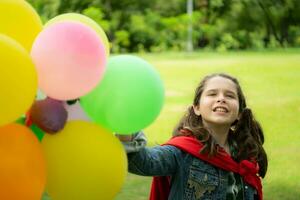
[118,73,268,200]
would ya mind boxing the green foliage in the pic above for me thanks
[216,33,240,52]
[249,32,265,50]
[82,7,109,32]
[268,35,282,49]
[112,30,130,53]
[27,0,60,23]
[289,26,300,47]
[161,15,187,50]
[153,0,186,17]
[129,13,157,52]
[28,0,300,52]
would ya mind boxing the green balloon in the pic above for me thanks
[30,124,44,141]
[15,116,26,124]
[80,55,164,134]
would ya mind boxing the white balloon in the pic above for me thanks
[36,89,47,100]
[64,101,91,121]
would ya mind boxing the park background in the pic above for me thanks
[28,0,300,199]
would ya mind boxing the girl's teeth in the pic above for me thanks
[216,108,226,112]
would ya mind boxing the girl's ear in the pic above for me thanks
[193,105,201,116]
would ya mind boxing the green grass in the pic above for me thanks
[115,49,300,200]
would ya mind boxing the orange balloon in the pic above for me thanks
[0,123,46,200]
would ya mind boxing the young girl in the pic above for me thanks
[117,73,268,200]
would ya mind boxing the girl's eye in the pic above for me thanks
[208,93,216,96]
[226,94,235,98]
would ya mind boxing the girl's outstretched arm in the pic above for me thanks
[116,132,182,177]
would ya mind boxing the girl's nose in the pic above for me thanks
[217,95,226,103]
[217,99,226,103]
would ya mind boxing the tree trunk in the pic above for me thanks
[256,0,283,46]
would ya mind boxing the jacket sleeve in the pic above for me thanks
[120,131,182,176]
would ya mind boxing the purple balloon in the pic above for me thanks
[30,97,68,133]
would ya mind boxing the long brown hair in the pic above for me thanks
[173,73,268,178]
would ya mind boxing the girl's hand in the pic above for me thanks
[115,134,134,142]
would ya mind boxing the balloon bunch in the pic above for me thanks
[0,1,45,200]
[0,1,164,200]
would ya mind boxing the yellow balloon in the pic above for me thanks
[42,121,127,200]
[0,0,43,51]
[45,13,110,57]
[0,34,37,126]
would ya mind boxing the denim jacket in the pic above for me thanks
[123,132,258,200]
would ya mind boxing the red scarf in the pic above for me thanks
[149,136,262,200]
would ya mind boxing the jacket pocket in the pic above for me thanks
[185,159,219,200]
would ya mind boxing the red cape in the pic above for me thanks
[149,136,262,200]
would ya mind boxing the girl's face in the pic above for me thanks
[193,76,239,128]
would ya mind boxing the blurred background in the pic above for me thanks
[28,0,300,200]
[28,0,300,53]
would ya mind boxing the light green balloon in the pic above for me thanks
[45,13,110,57]
[80,55,165,134]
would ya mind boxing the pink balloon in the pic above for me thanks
[31,21,106,100]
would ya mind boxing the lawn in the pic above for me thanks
[115,49,300,200]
